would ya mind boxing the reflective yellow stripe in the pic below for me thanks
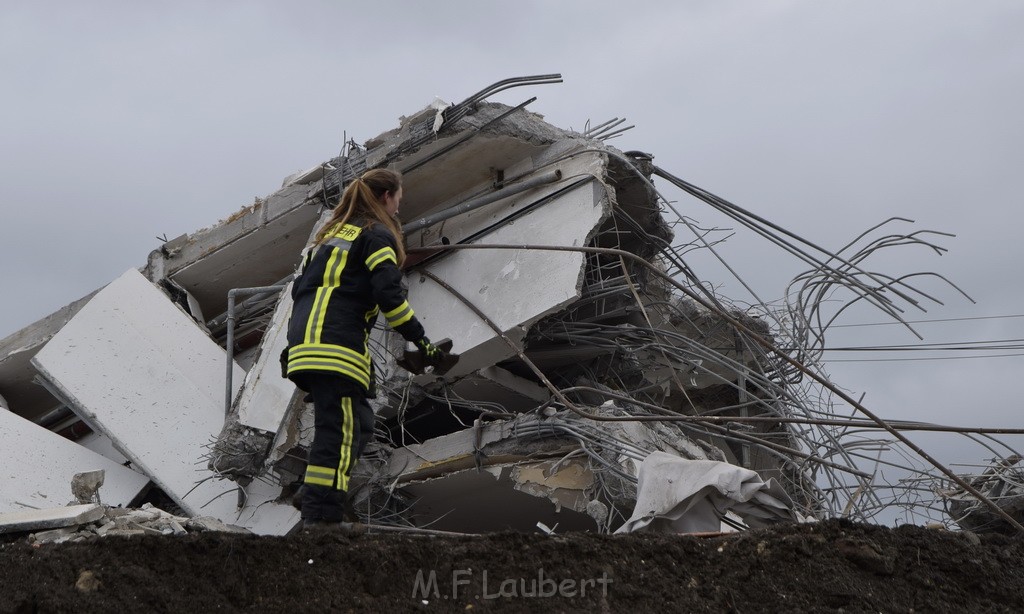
[302,247,331,343]
[315,250,348,342]
[304,465,336,487]
[301,225,363,344]
[385,301,415,328]
[390,310,414,327]
[287,359,369,388]
[306,466,334,478]
[383,301,409,319]
[365,246,397,271]
[288,344,370,368]
[337,397,354,491]
[304,247,347,343]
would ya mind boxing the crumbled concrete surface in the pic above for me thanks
[0,504,105,535]
[7,503,251,545]
[71,470,105,505]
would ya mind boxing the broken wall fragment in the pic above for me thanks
[32,269,298,534]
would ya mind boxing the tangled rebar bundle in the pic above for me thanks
[367,140,1024,532]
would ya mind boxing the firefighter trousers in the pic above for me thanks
[298,372,374,521]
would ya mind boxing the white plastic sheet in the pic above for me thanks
[617,451,797,534]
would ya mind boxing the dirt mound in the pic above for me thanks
[2,519,1022,613]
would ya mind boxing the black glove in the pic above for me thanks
[415,336,448,367]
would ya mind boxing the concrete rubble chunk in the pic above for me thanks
[0,504,104,535]
[28,527,80,545]
[19,503,250,544]
[185,516,251,534]
[71,470,105,505]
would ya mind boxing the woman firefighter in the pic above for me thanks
[284,168,451,529]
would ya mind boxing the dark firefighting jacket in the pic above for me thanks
[285,220,425,393]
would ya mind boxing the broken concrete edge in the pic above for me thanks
[0,502,252,543]
[0,504,104,535]
[147,99,564,306]
[0,170,314,375]
[371,405,741,524]
[943,456,1024,533]
[0,290,101,364]
[0,399,151,514]
[208,413,275,479]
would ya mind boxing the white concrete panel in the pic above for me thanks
[236,211,327,436]
[0,503,104,534]
[235,284,299,433]
[0,409,148,514]
[32,269,299,534]
[405,180,607,375]
[231,477,300,535]
[76,430,132,466]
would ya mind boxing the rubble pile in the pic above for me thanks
[2,75,1020,540]
[6,503,246,546]
[203,78,810,534]
[944,455,1024,533]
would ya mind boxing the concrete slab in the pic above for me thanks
[0,290,98,422]
[234,209,330,435]
[32,269,299,535]
[76,429,132,466]
[0,503,104,534]
[0,408,148,515]
[234,283,298,433]
[448,366,551,414]
[398,178,608,377]
[162,184,318,315]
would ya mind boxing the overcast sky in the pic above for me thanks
[3,1,1022,498]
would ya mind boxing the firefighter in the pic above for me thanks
[284,168,450,530]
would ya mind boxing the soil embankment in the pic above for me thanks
[2,519,1022,613]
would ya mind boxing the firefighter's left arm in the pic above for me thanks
[365,227,426,342]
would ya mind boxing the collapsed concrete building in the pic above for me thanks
[5,75,1013,537]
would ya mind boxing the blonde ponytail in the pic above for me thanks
[314,169,406,264]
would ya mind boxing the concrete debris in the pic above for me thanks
[0,504,105,535]
[0,399,149,513]
[30,268,299,535]
[21,503,249,545]
[0,75,1001,537]
[943,455,1024,534]
[71,470,105,505]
